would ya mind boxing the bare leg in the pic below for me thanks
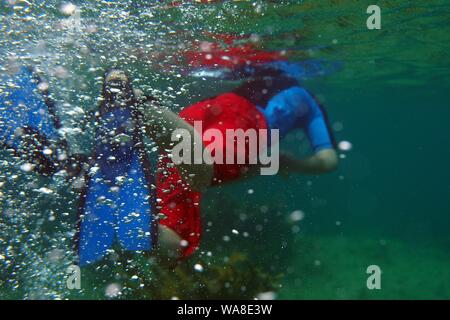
[102,72,197,264]
[155,224,184,266]
[140,99,214,192]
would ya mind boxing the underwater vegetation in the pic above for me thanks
[66,252,282,300]
[0,179,292,299]
[279,236,450,300]
[124,252,283,300]
[76,195,294,300]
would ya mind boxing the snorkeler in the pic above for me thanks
[141,53,339,259]
[0,67,165,266]
[174,32,340,80]
[1,56,337,264]
[75,70,160,265]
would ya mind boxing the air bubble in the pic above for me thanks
[20,163,34,172]
[194,263,204,272]
[60,3,77,16]
[338,141,353,152]
[256,291,276,300]
[289,210,305,222]
[105,283,122,298]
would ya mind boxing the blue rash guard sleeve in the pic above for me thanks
[299,91,334,152]
[263,86,334,152]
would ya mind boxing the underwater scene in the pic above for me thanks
[0,0,450,300]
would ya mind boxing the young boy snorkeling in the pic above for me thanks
[139,66,338,260]
[0,64,337,266]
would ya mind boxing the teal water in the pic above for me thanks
[1,0,450,299]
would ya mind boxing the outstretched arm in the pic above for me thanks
[281,87,338,175]
[279,148,338,175]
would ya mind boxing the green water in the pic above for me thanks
[0,0,449,299]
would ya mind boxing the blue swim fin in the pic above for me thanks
[76,103,156,266]
[0,66,65,175]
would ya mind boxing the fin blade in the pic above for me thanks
[0,67,64,175]
[116,152,155,251]
[77,170,116,266]
[0,67,60,146]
